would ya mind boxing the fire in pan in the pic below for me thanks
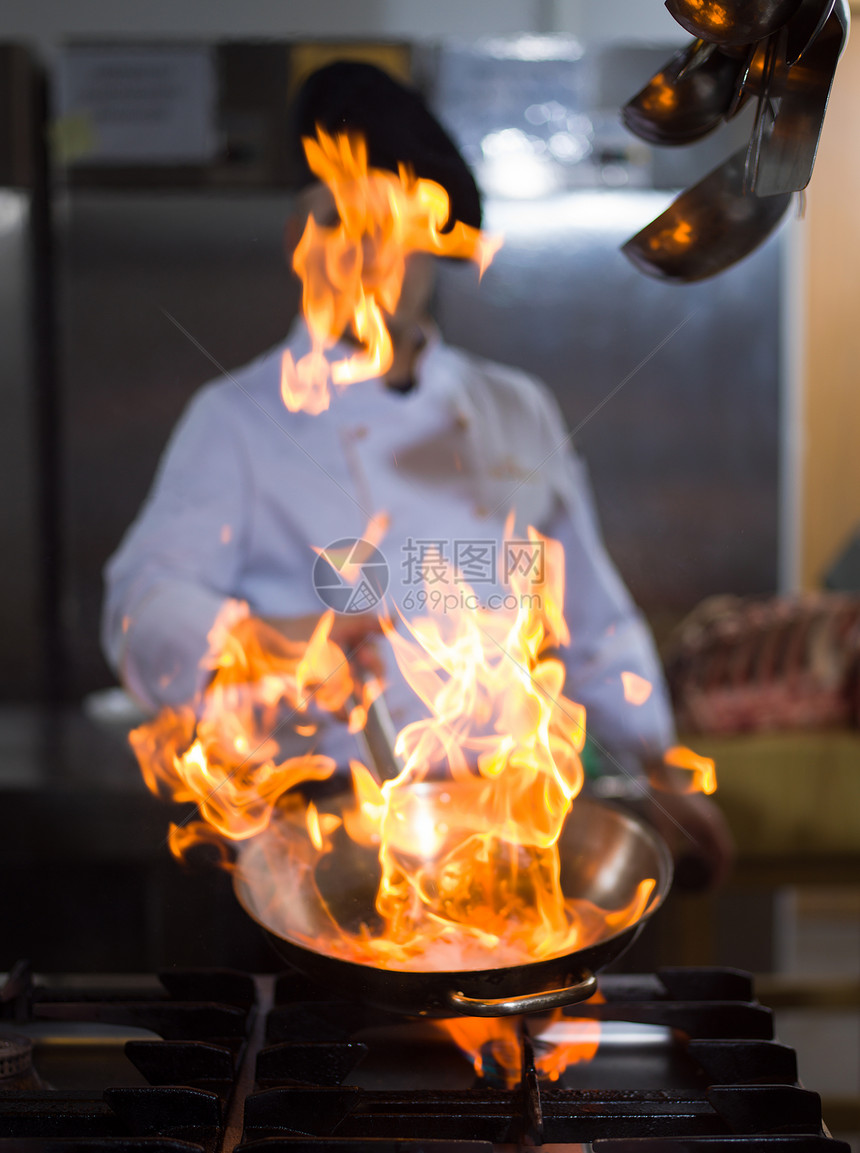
[233,788,673,1018]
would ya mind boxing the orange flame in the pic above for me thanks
[621,670,653,706]
[347,526,597,970]
[167,820,235,869]
[126,116,651,996]
[441,1014,521,1085]
[437,988,605,1087]
[130,604,353,856]
[131,524,657,989]
[305,801,342,853]
[280,129,502,414]
[234,527,653,974]
[536,1010,602,1081]
[651,744,717,795]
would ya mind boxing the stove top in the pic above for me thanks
[0,963,848,1153]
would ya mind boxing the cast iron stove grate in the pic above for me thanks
[0,963,849,1153]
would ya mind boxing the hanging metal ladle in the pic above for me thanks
[785,0,837,65]
[621,28,792,282]
[622,38,746,146]
[727,0,847,196]
[620,147,792,283]
[750,0,849,196]
[665,0,804,46]
[621,0,848,280]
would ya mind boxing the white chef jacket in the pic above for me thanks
[102,321,675,770]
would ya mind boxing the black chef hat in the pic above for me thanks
[287,60,482,231]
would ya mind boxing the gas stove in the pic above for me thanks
[0,962,848,1152]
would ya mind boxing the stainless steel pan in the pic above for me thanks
[233,791,673,1017]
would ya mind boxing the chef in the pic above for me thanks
[102,61,731,884]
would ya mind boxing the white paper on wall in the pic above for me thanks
[56,44,217,165]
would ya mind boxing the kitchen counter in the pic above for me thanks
[0,705,263,971]
[0,704,177,864]
[690,729,860,885]
[0,703,144,792]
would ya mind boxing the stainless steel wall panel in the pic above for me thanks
[57,193,297,697]
[436,190,784,616]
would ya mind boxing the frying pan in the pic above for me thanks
[233,790,673,1017]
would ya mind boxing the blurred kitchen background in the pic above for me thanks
[2,0,860,1140]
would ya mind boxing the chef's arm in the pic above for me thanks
[633,784,734,890]
[101,385,249,712]
[541,452,734,889]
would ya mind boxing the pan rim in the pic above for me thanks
[231,793,674,979]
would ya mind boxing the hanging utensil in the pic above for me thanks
[785,0,837,65]
[621,148,792,283]
[743,31,780,192]
[675,37,718,79]
[725,39,767,118]
[622,38,744,146]
[665,0,803,46]
[752,0,849,195]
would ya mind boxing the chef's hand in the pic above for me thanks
[637,773,735,892]
[260,612,386,680]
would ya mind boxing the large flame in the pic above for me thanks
[330,526,656,971]
[128,525,712,1083]
[130,604,351,847]
[131,526,663,980]
[280,128,501,414]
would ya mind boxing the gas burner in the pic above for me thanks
[0,964,849,1153]
[0,1030,42,1091]
[0,1032,31,1077]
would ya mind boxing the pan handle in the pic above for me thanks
[447,972,598,1017]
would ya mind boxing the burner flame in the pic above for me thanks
[437,990,605,1088]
